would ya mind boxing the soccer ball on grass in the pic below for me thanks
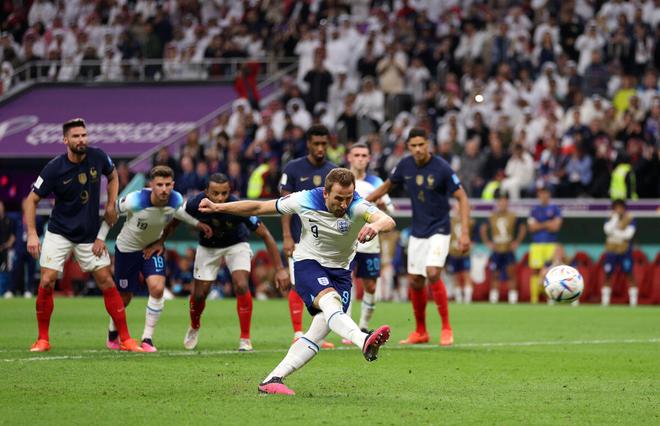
[543,265,584,302]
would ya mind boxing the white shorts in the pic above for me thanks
[407,234,450,277]
[39,230,111,273]
[193,243,253,281]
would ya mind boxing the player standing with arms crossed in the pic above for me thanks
[25,118,142,352]
[199,168,395,395]
[346,142,394,331]
[280,124,336,347]
[527,184,563,304]
[158,173,289,351]
[367,128,470,346]
[103,166,210,352]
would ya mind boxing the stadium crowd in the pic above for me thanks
[1,0,660,298]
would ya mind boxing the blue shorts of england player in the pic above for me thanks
[114,248,166,293]
[351,252,381,279]
[489,252,516,281]
[446,255,471,274]
[603,252,633,275]
[293,259,352,316]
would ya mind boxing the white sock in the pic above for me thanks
[601,287,611,306]
[142,296,164,340]
[264,313,328,382]
[359,291,376,330]
[628,287,638,307]
[489,288,498,304]
[508,289,518,304]
[454,286,463,303]
[464,285,473,304]
[319,292,367,348]
[108,317,117,333]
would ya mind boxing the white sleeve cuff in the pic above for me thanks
[96,221,111,241]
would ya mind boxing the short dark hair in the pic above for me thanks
[349,141,370,153]
[307,124,330,141]
[63,118,86,137]
[149,165,174,180]
[407,127,427,141]
[324,168,355,192]
[208,173,229,186]
[612,199,626,209]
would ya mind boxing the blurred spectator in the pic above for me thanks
[234,62,261,110]
[116,161,135,193]
[457,138,486,197]
[563,143,593,197]
[582,50,610,97]
[481,132,510,183]
[376,44,407,95]
[175,155,197,195]
[502,144,535,200]
[303,53,333,111]
[0,201,16,297]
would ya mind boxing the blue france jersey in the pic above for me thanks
[276,188,379,269]
[31,147,115,243]
[390,155,462,238]
[279,157,336,242]
[529,204,562,243]
[185,192,260,248]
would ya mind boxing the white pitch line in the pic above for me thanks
[2,338,659,363]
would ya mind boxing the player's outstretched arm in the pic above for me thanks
[365,179,392,203]
[24,192,41,259]
[254,223,290,291]
[199,198,278,216]
[358,210,396,244]
[453,187,472,254]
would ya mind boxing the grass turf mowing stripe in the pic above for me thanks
[4,337,659,363]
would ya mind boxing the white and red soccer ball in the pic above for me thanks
[544,265,584,302]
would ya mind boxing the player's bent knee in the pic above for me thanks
[233,281,249,295]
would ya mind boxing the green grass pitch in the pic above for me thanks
[1,298,658,425]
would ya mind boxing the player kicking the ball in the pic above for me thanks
[158,173,289,351]
[198,168,395,395]
[102,166,210,352]
[25,118,142,352]
[367,128,471,346]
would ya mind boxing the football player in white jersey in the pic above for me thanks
[100,166,211,352]
[346,142,394,334]
[198,168,395,395]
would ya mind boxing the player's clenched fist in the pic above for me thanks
[198,198,218,213]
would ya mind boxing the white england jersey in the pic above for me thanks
[276,188,379,269]
[115,189,185,252]
[355,173,394,254]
